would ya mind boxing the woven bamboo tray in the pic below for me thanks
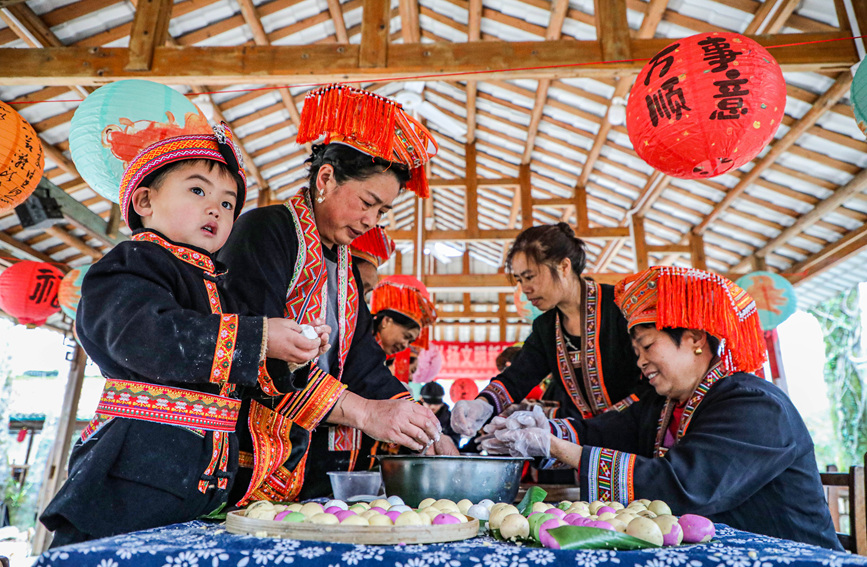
[225,511,480,545]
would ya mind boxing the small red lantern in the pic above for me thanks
[626,32,785,179]
[450,378,479,402]
[0,261,64,326]
[0,101,44,213]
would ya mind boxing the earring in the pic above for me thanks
[316,194,325,203]
[694,347,703,355]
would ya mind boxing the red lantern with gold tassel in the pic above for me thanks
[0,101,44,213]
[0,261,64,326]
[626,32,785,179]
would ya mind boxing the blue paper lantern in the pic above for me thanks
[735,271,797,331]
[513,286,543,324]
[69,80,209,203]
[852,62,867,136]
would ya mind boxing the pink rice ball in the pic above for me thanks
[433,513,461,525]
[324,506,343,515]
[539,518,567,549]
[385,510,402,523]
[274,510,291,522]
[546,508,566,519]
[335,510,357,522]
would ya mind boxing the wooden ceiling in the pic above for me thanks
[1,0,866,341]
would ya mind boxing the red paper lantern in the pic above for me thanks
[450,378,479,402]
[626,32,785,179]
[0,101,44,213]
[0,261,64,326]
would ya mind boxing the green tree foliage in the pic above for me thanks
[809,286,867,468]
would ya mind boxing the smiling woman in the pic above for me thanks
[481,266,843,551]
[217,84,452,504]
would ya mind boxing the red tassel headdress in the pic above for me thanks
[614,266,766,374]
[349,227,396,268]
[371,275,437,348]
[297,84,438,198]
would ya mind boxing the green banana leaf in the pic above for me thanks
[517,486,548,516]
[549,525,661,550]
[199,502,228,521]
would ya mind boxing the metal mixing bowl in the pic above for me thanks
[377,454,530,508]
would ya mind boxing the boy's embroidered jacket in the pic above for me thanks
[40,230,300,540]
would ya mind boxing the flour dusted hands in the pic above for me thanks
[450,399,495,436]
[478,405,549,454]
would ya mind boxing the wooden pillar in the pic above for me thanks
[573,183,589,232]
[465,141,479,236]
[32,344,88,554]
[689,233,707,270]
[519,163,533,229]
[498,292,507,342]
[630,214,649,271]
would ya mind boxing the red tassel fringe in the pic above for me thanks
[298,84,399,160]
[656,268,766,374]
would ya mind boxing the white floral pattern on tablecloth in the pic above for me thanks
[32,521,867,567]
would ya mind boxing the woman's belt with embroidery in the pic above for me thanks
[81,379,241,493]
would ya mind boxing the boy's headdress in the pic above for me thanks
[372,274,437,348]
[350,227,396,268]
[118,122,247,230]
[297,84,438,198]
[614,266,766,374]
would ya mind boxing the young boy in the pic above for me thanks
[40,124,326,547]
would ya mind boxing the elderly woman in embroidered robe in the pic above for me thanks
[482,266,842,550]
[452,224,649,472]
[219,85,455,503]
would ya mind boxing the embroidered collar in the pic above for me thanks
[654,359,728,457]
[132,230,223,276]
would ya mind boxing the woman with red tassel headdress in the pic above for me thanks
[349,226,395,303]
[370,275,436,356]
[480,266,842,550]
[219,84,448,503]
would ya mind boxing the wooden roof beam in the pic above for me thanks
[787,223,867,285]
[695,71,854,235]
[0,32,856,85]
[398,0,419,43]
[360,0,389,68]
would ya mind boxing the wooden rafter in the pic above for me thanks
[328,0,350,43]
[360,0,389,68]
[695,72,854,235]
[398,0,419,43]
[465,0,482,144]
[743,0,800,35]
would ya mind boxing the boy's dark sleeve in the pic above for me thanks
[76,243,267,389]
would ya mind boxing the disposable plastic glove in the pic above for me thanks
[450,398,494,436]
[503,404,549,430]
[494,427,551,458]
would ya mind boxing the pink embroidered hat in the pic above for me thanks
[118,122,247,230]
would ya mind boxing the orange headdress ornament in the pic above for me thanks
[614,266,766,374]
[371,275,437,349]
[296,84,438,198]
[349,227,396,269]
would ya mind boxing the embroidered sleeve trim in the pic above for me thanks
[478,380,513,414]
[586,446,635,505]
[608,394,639,413]
[210,313,238,385]
[278,367,346,430]
[391,391,414,401]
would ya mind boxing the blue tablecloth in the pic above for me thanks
[34,521,867,567]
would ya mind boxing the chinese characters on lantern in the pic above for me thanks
[699,36,751,121]
[29,267,61,308]
[643,43,691,127]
